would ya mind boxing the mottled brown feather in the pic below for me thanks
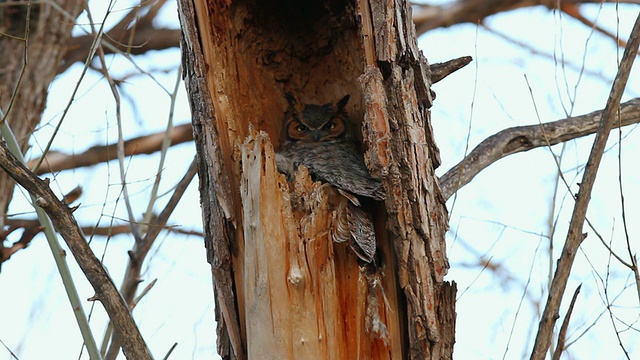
[277,94,384,263]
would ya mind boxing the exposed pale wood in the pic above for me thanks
[240,132,400,359]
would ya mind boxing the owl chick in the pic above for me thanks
[276,93,384,262]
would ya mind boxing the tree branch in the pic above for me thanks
[552,285,581,360]
[28,123,193,175]
[1,217,203,266]
[60,0,180,73]
[0,141,152,359]
[439,97,640,201]
[430,56,473,84]
[412,0,640,35]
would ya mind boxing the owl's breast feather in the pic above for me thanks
[277,141,384,201]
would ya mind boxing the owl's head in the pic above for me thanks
[284,94,350,142]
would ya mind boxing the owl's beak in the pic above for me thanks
[311,131,322,141]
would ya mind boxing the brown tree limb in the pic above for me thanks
[0,217,41,267]
[1,185,81,266]
[413,0,548,34]
[530,12,640,360]
[57,1,638,74]
[0,141,152,359]
[430,56,473,84]
[60,0,180,73]
[412,0,640,35]
[28,123,193,175]
[439,97,640,201]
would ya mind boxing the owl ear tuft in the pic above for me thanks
[336,95,350,110]
[285,93,297,107]
[285,93,305,114]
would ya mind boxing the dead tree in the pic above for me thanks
[178,0,456,358]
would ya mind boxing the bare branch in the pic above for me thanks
[0,141,152,359]
[28,123,193,175]
[412,0,640,36]
[61,0,179,72]
[2,216,203,265]
[430,56,473,84]
[439,97,640,201]
[413,0,545,34]
[1,186,81,265]
[552,285,581,360]
[104,157,198,358]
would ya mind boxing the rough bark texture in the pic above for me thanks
[178,0,455,358]
[0,0,84,228]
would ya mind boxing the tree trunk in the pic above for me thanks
[0,1,84,227]
[178,0,455,359]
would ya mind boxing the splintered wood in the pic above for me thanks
[240,131,400,359]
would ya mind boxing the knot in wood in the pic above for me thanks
[35,197,49,208]
[505,134,533,154]
[288,267,304,287]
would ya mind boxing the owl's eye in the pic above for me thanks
[323,121,337,130]
[295,124,308,132]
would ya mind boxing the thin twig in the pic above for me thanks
[104,157,198,358]
[603,234,633,360]
[552,284,581,360]
[142,66,183,227]
[90,9,143,244]
[30,1,107,174]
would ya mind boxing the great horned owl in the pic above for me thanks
[276,93,385,262]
